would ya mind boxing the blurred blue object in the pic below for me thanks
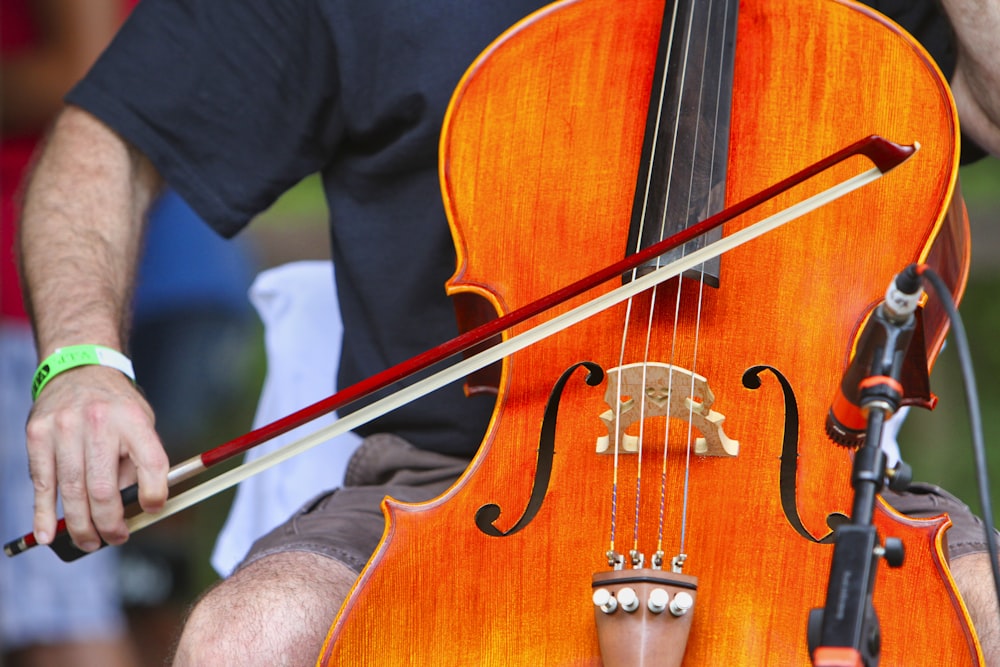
[133,189,257,320]
[129,189,261,459]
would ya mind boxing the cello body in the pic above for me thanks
[320,0,981,664]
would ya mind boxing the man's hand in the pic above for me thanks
[26,365,169,552]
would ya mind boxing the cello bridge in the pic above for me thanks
[595,363,739,457]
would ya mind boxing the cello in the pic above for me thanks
[319,0,982,664]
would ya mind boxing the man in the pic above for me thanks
[15,0,1000,665]
[2,2,141,665]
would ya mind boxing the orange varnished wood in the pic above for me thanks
[319,0,981,664]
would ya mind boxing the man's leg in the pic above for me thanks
[174,434,471,666]
[952,552,1000,666]
[883,482,1000,664]
[172,551,355,666]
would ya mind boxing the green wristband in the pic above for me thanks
[32,345,136,401]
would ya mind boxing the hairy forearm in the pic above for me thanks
[939,0,1000,157]
[18,106,162,357]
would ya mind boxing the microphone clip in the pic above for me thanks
[825,266,932,448]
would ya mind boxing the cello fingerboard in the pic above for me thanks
[627,0,738,287]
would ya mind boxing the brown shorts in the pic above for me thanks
[882,481,998,560]
[239,435,996,573]
[238,433,470,573]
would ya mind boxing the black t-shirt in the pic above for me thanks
[67,0,974,457]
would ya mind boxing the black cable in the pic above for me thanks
[919,264,1000,617]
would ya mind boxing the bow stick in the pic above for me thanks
[5,135,916,558]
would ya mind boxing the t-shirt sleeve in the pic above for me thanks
[66,0,344,237]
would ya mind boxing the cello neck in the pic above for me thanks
[627,0,738,286]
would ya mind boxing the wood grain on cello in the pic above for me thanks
[320,0,981,664]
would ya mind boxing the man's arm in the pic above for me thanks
[940,0,1000,157]
[18,105,169,551]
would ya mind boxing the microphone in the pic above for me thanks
[825,265,923,447]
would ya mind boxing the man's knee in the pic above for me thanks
[173,551,357,666]
[951,552,1000,664]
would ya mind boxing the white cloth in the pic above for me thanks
[0,321,128,649]
[210,261,361,577]
[880,406,907,468]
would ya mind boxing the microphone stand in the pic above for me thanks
[809,297,919,667]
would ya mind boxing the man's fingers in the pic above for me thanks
[24,417,58,545]
[51,413,102,552]
[121,407,169,515]
[84,415,129,546]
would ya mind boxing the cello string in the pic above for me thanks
[632,0,699,568]
[617,0,703,568]
[629,290,660,565]
[646,0,715,538]
[607,0,683,566]
[648,0,718,566]
[654,283,684,564]
[632,0,683,251]
[673,0,734,566]
[677,274,707,558]
[607,297,635,561]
